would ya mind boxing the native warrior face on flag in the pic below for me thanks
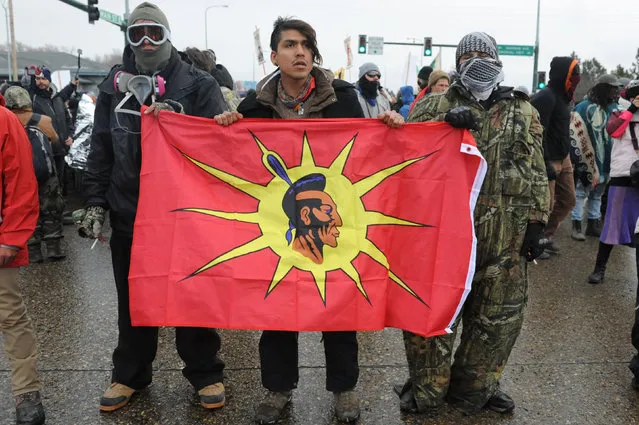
[174,131,434,305]
[282,174,343,264]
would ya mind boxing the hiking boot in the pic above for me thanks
[537,251,551,260]
[485,390,515,414]
[45,239,66,261]
[27,244,43,264]
[586,219,602,237]
[394,383,417,413]
[588,266,606,284]
[334,390,360,422]
[15,391,45,425]
[571,220,586,241]
[545,239,561,254]
[254,391,292,424]
[99,382,136,412]
[198,382,225,409]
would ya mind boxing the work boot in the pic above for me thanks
[588,266,606,284]
[27,244,43,264]
[15,391,45,425]
[485,390,515,414]
[537,251,551,260]
[334,390,360,422]
[100,382,136,412]
[586,219,602,237]
[545,239,561,254]
[45,239,66,261]
[394,382,417,413]
[571,220,586,241]
[198,382,225,409]
[254,391,292,424]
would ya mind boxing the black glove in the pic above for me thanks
[545,161,557,181]
[629,103,638,114]
[520,222,549,262]
[444,106,480,131]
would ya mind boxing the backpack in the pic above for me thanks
[25,114,55,184]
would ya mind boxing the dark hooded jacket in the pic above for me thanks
[29,79,75,157]
[84,45,227,235]
[530,57,578,161]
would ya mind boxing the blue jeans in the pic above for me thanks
[571,181,605,221]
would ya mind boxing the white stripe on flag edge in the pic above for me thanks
[444,142,487,333]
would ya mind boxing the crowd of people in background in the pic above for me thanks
[0,1,638,424]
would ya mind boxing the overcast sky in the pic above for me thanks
[11,0,639,92]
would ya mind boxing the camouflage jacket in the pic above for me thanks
[409,84,549,224]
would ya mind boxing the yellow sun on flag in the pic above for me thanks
[176,131,436,306]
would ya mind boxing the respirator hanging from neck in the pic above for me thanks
[113,70,166,116]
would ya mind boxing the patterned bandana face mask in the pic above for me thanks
[459,57,504,101]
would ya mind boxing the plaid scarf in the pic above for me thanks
[277,75,316,113]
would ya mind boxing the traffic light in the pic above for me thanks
[88,0,100,24]
[358,35,367,54]
[423,37,432,56]
[537,71,546,89]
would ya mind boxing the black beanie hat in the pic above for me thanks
[418,66,433,81]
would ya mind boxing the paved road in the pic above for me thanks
[0,219,638,424]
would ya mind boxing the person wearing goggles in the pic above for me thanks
[355,62,391,118]
[81,1,228,414]
[126,23,171,47]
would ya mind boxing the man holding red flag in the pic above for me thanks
[79,2,229,413]
[398,32,549,416]
[215,16,404,424]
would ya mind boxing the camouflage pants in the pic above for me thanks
[403,213,528,413]
[28,176,64,245]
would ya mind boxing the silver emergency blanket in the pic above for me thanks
[65,93,95,170]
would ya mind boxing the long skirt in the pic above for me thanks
[600,185,639,246]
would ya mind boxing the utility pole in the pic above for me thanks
[1,1,11,80]
[532,0,541,92]
[123,0,130,44]
[7,0,16,80]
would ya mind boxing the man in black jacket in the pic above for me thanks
[79,2,228,413]
[28,66,77,186]
[215,16,403,425]
[531,57,581,255]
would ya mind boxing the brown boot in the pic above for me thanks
[334,390,360,423]
[99,383,136,412]
[198,382,225,409]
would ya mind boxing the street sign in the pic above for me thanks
[99,9,123,26]
[368,36,384,55]
[497,45,534,57]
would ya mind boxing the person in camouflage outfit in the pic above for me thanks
[3,85,66,263]
[397,32,550,416]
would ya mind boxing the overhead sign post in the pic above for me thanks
[497,45,535,57]
[368,36,384,55]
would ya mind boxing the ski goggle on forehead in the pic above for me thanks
[126,23,171,47]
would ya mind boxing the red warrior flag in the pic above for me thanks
[129,110,486,338]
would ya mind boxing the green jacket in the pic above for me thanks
[409,84,549,225]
